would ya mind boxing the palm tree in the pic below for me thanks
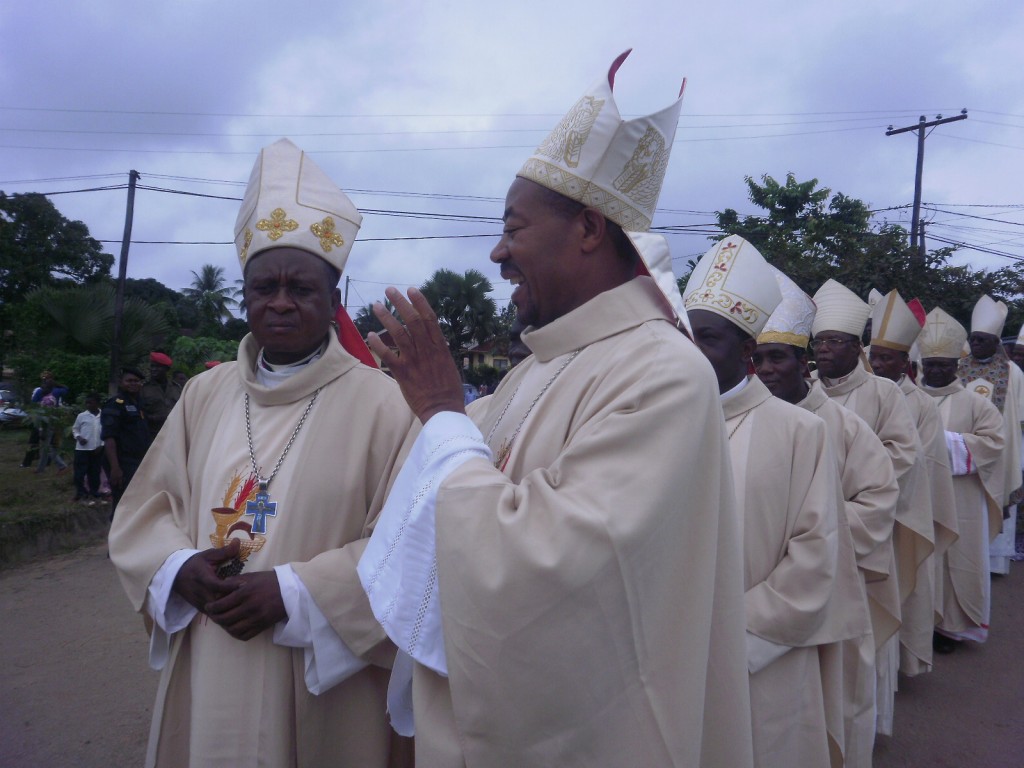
[419,268,497,363]
[183,264,236,333]
[353,300,396,338]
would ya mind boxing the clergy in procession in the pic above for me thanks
[958,294,1023,574]
[810,278,929,737]
[109,139,416,768]
[868,290,958,677]
[684,237,866,768]
[754,269,896,768]
[919,308,1005,652]
[358,52,753,768]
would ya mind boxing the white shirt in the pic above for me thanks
[72,410,102,451]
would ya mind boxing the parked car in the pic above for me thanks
[0,389,26,427]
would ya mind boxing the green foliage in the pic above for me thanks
[170,336,238,374]
[354,300,395,337]
[0,192,113,305]
[0,192,113,373]
[419,269,498,362]
[183,264,237,336]
[18,283,172,364]
[465,364,500,389]
[713,173,1024,330]
[6,351,108,403]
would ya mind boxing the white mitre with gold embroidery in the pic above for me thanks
[682,235,782,338]
[757,267,815,347]
[918,308,968,359]
[970,294,1008,337]
[517,50,684,232]
[625,231,692,334]
[234,138,362,274]
[870,289,921,352]
[868,288,883,307]
[811,279,870,337]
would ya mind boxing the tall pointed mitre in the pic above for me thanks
[1016,321,1024,345]
[682,235,782,338]
[626,232,692,334]
[234,138,362,274]
[868,288,883,308]
[970,294,1008,336]
[918,308,968,359]
[811,279,870,337]
[870,290,922,352]
[757,266,816,348]
[517,50,685,232]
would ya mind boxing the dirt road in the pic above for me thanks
[1,542,1022,766]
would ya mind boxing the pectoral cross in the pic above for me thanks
[245,480,277,534]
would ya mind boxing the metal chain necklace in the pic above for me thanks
[243,387,322,535]
[488,349,581,471]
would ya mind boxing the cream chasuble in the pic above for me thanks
[724,376,868,768]
[367,278,754,768]
[957,355,1024,573]
[819,366,933,605]
[798,381,898,768]
[109,332,414,768]
[818,365,931,737]
[897,375,958,675]
[924,382,1005,638]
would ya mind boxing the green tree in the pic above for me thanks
[353,300,396,338]
[183,264,236,336]
[20,282,172,363]
[713,173,1024,329]
[170,336,239,373]
[0,192,113,371]
[419,268,498,363]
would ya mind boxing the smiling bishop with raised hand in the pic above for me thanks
[359,51,754,768]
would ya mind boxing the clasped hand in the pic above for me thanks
[172,539,287,641]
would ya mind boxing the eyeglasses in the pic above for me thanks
[809,338,854,350]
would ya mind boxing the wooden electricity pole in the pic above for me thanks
[886,110,967,262]
[109,170,140,393]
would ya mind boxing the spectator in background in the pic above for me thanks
[172,370,189,389]
[35,381,68,474]
[102,367,150,514]
[140,351,182,436]
[72,393,104,503]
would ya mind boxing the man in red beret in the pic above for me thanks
[140,350,182,437]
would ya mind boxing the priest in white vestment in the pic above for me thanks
[810,279,929,737]
[868,290,958,677]
[685,238,868,768]
[919,309,1005,650]
[359,53,754,768]
[754,269,897,768]
[957,294,1023,574]
[108,140,416,768]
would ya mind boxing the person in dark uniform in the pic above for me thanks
[140,351,182,436]
[102,367,150,514]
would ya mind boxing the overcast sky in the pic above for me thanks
[3,0,1022,314]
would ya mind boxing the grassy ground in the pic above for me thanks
[0,427,82,523]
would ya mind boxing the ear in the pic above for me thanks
[578,207,607,254]
[330,287,342,312]
[740,335,758,361]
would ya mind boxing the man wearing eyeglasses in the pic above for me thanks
[810,278,925,739]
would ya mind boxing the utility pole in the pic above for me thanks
[886,110,967,262]
[344,275,350,308]
[109,170,140,393]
